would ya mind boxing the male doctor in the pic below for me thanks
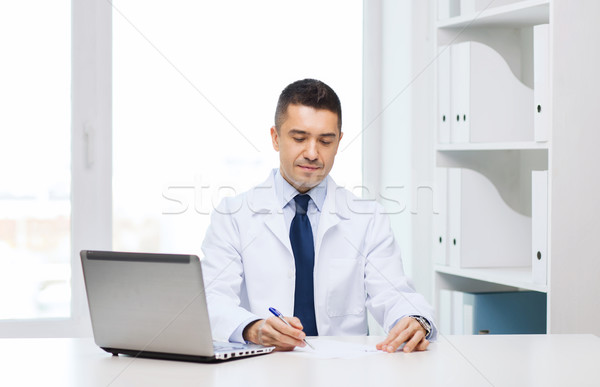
[201,79,436,353]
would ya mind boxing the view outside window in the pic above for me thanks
[0,1,71,319]
[112,1,363,254]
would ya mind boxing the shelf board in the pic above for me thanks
[434,264,548,293]
[436,141,548,151]
[437,0,549,29]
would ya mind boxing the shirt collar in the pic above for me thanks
[274,168,327,212]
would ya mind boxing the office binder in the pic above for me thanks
[450,42,470,143]
[451,290,467,335]
[534,24,550,142]
[532,170,548,285]
[433,168,448,265]
[438,289,453,335]
[447,168,462,267]
[437,46,451,144]
[447,168,531,268]
[449,41,533,143]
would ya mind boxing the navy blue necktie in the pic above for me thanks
[290,194,318,336]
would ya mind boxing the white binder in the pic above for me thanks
[451,290,473,335]
[447,168,462,267]
[450,42,470,143]
[532,170,548,285]
[447,168,531,268]
[438,46,451,144]
[534,24,550,142]
[433,168,448,265]
[438,289,452,335]
[450,41,533,143]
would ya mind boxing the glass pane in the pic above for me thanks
[113,0,362,253]
[0,1,71,318]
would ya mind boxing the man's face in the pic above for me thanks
[271,104,343,193]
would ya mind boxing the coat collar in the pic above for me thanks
[246,170,351,255]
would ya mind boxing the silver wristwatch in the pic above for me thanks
[409,315,432,338]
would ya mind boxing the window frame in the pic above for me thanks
[0,0,112,338]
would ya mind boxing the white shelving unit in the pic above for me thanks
[437,0,549,29]
[431,0,600,336]
[436,142,547,151]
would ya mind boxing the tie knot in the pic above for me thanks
[294,194,310,214]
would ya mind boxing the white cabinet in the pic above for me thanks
[433,0,551,334]
[432,0,600,336]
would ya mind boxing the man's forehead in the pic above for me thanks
[281,104,340,134]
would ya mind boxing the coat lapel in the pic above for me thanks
[247,171,293,255]
[315,176,350,258]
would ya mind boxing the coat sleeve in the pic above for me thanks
[201,197,259,342]
[363,203,438,341]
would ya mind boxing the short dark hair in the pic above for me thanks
[274,79,342,132]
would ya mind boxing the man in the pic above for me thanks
[201,79,436,353]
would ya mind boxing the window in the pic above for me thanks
[0,0,362,336]
[0,1,71,320]
[112,1,363,253]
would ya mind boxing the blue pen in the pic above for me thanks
[269,307,315,349]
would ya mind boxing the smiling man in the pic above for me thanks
[201,79,437,353]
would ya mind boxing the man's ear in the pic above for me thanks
[270,126,280,151]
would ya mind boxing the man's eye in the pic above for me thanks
[321,140,332,145]
[293,137,305,142]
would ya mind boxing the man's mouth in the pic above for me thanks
[297,165,321,171]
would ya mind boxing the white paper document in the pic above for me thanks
[289,339,380,359]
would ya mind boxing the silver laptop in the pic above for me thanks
[80,250,274,362]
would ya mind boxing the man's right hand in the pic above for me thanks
[243,316,307,351]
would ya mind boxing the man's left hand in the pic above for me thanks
[376,316,429,353]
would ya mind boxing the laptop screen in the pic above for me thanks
[80,251,215,357]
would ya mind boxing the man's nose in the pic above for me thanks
[303,140,318,161]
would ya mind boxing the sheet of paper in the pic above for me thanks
[288,339,381,359]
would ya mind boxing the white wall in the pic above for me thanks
[363,0,435,301]
[549,0,600,334]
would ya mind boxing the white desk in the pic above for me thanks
[2,335,599,387]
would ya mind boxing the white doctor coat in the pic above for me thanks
[201,170,436,342]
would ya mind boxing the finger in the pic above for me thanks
[416,339,430,352]
[287,316,304,330]
[402,329,425,353]
[376,318,411,349]
[385,318,425,353]
[270,317,306,341]
[261,318,306,349]
[385,328,413,353]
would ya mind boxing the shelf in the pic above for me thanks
[434,265,548,293]
[437,0,549,29]
[436,142,548,151]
